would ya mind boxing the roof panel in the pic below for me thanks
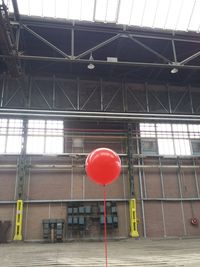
[106,0,119,22]
[176,0,196,31]
[95,0,107,21]
[29,0,42,16]
[164,0,183,30]
[129,0,146,26]
[118,0,133,25]
[43,0,55,18]
[141,0,158,27]
[153,0,171,29]
[6,0,200,33]
[188,0,200,31]
[17,0,28,15]
[81,0,95,21]
[55,0,68,19]
[68,0,82,20]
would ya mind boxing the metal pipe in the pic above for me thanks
[0,152,127,157]
[5,197,200,203]
[2,54,200,70]
[0,75,5,108]
[2,164,200,170]
[177,159,183,198]
[2,108,200,122]
[0,201,16,204]
[0,198,128,204]
[132,154,200,158]
[171,39,177,62]
[71,28,74,59]
[180,50,200,65]
[159,157,165,198]
[71,150,74,199]
[136,125,146,238]
[161,201,166,237]
[139,161,147,238]
[180,201,187,235]
[15,28,20,51]
[11,0,20,21]
[192,158,200,197]
[142,198,200,201]
[133,165,200,169]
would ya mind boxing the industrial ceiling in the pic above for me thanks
[0,0,200,85]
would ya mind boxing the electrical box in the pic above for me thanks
[42,219,65,242]
[67,202,118,239]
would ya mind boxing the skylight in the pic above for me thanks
[5,0,200,33]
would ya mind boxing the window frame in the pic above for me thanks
[26,119,64,154]
[139,122,200,157]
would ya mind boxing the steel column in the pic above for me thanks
[136,125,146,238]
[0,74,5,107]
[127,123,135,198]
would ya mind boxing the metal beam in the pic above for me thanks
[0,2,21,76]
[11,19,200,44]
[1,108,200,122]
[171,39,177,62]
[11,0,20,21]
[71,28,74,59]
[1,54,200,70]
[75,33,121,59]
[115,0,121,23]
[22,24,71,59]
[0,198,128,204]
[180,50,200,65]
[129,35,172,64]
[15,27,20,51]
[142,198,200,201]
[93,0,97,21]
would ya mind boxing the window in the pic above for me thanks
[26,120,64,154]
[0,119,23,154]
[140,123,157,154]
[140,123,200,156]
[172,124,191,156]
[140,123,156,138]
[156,124,174,155]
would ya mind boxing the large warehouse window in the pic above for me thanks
[0,119,23,154]
[140,123,200,156]
[26,120,64,154]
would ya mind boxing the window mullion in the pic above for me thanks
[4,119,9,153]
[44,120,47,154]
[187,124,192,155]
[171,124,176,156]
[155,123,158,155]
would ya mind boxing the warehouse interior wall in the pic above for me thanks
[1,117,200,241]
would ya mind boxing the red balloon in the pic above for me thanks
[85,148,121,186]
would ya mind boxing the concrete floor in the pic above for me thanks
[1,238,200,266]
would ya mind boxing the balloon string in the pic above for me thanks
[104,185,108,267]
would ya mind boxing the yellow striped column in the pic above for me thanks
[129,198,139,237]
[13,200,23,241]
